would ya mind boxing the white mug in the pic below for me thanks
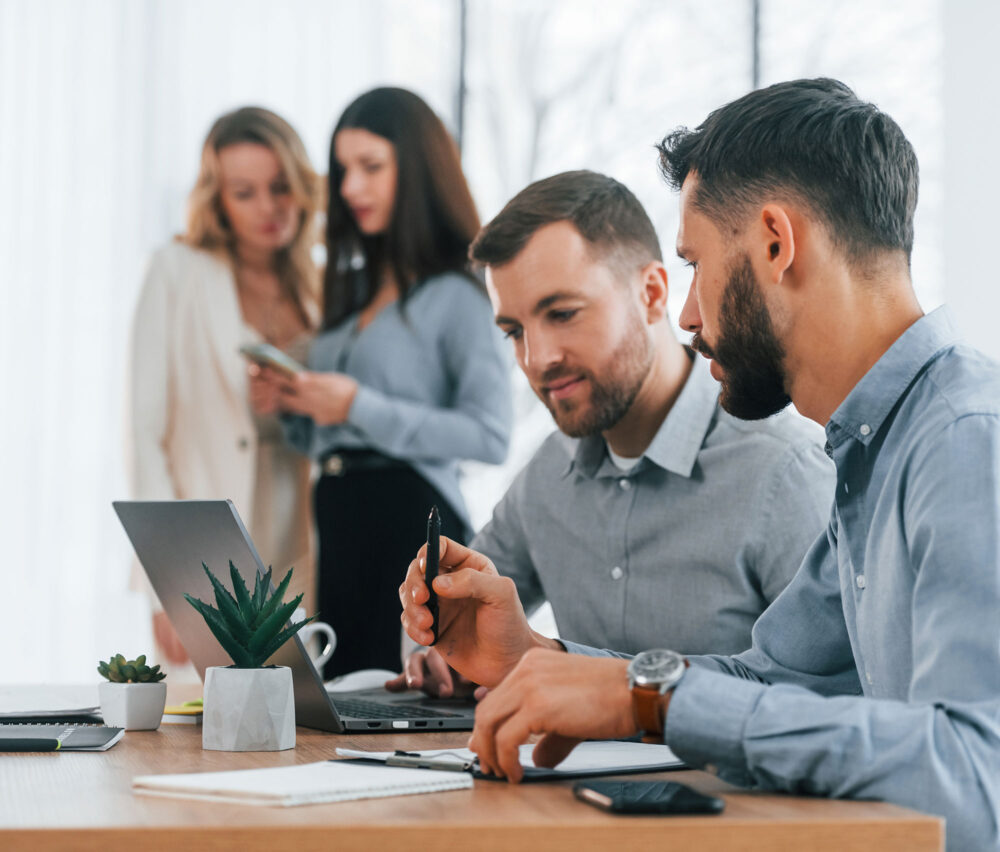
[292,608,337,671]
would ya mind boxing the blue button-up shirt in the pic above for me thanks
[659,308,1000,850]
[573,308,1000,848]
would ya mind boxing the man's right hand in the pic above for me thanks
[399,536,562,688]
[384,647,477,698]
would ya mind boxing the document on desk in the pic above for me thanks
[132,760,472,806]
[0,684,103,723]
[336,739,685,781]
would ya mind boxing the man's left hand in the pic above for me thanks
[468,649,637,783]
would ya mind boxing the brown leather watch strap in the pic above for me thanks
[631,683,664,743]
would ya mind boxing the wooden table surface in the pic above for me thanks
[0,711,943,852]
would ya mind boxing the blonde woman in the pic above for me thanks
[129,107,322,665]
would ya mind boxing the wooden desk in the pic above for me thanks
[0,718,942,852]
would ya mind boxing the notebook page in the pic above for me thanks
[132,761,471,806]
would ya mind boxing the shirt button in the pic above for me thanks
[618,479,632,491]
[856,574,866,589]
[237,437,249,450]
[610,566,624,580]
[859,424,871,436]
[866,669,873,684]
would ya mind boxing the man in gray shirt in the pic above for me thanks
[390,171,832,695]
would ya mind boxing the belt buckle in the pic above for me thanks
[323,454,345,476]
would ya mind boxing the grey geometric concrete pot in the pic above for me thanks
[202,666,295,751]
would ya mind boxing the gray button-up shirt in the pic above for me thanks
[642,308,1000,851]
[473,353,834,656]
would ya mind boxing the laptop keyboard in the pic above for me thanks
[333,698,462,719]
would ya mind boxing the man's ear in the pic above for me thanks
[757,204,795,286]
[638,261,669,323]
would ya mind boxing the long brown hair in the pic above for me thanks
[184,106,322,327]
[324,87,481,328]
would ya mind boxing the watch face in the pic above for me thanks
[629,649,685,688]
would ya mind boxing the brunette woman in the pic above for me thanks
[252,88,511,677]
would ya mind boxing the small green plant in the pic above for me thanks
[98,653,166,683]
[184,561,316,668]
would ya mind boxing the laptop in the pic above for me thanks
[113,499,476,732]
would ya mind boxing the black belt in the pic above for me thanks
[320,449,410,477]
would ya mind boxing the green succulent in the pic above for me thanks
[98,653,166,683]
[184,561,316,669]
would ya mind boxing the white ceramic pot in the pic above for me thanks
[98,682,167,730]
[202,666,295,752]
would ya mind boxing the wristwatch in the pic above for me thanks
[627,649,686,743]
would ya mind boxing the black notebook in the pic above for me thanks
[0,722,124,751]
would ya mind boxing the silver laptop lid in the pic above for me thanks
[112,499,344,732]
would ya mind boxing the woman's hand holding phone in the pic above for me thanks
[274,371,358,426]
[247,364,287,415]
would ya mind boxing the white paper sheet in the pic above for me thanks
[133,760,472,806]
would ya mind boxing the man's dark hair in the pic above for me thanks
[658,78,918,264]
[470,170,662,273]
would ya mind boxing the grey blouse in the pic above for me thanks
[282,272,512,532]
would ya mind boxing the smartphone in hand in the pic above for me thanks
[425,505,441,644]
[573,780,724,815]
[239,342,304,378]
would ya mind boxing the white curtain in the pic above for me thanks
[0,0,459,682]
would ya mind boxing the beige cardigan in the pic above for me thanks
[129,241,269,515]
[127,243,316,600]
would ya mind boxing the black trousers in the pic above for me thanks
[314,463,466,679]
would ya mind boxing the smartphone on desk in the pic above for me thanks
[573,780,724,815]
[239,342,304,379]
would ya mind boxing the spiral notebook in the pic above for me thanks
[132,760,472,806]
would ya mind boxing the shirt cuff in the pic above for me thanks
[559,639,629,659]
[664,665,764,785]
[346,384,381,433]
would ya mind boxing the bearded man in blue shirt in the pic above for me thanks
[400,78,1000,850]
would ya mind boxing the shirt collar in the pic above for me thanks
[564,349,719,479]
[826,306,961,448]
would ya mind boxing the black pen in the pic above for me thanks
[0,738,61,752]
[426,505,441,644]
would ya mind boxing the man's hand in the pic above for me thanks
[399,536,561,688]
[468,649,637,783]
[276,371,359,426]
[384,647,478,698]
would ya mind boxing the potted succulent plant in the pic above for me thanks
[97,654,167,730]
[184,561,315,752]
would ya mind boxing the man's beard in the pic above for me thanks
[692,254,791,420]
[538,311,654,438]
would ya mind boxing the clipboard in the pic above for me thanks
[335,740,685,782]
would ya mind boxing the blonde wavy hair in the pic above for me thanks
[183,106,322,326]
